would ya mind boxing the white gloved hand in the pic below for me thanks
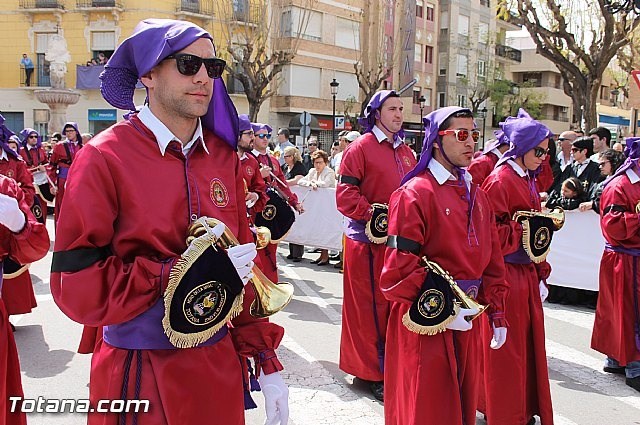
[227,243,257,286]
[259,371,289,425]
[445,307,479,332]
[0,193,26,233]
[539,281,549,303]
[246,192,259,208]
[490,325,508,350]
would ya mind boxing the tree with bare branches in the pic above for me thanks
[215,0,317,121]
[353,1,397,117]
[499,0,639,130]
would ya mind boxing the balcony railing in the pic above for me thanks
[176,0,213,16]
[19,65,50,88]
[19,0,64,9]
[232,2,261,24]
[76,0,123,8]
[495,44,522,62]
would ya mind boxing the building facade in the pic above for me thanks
[0,0,271,137]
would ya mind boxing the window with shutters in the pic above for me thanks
[91,31,115,62]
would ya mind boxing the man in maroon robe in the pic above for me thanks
[380,106,508,425]
[481,109,555,425]
[336,90,417,400]
[251,122,302,284]
[49,122,82,226]
[50,19,289,425]
[591,137,640,392]
[0,173,50,425]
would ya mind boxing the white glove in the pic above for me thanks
[227,243,257,286]
[539,281,549,303]
[490,325,507,350]
[259,371,289,425]
[445,307,479,332]
[246,192,259,208]
[0,193,26,233]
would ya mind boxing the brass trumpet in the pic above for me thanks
[420,257,487,322]
[186,218,294,318]
[513,207,565,231]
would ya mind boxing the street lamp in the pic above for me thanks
[480,106,488,149]
[330,78,340,146]
[611,88,620,107]
[418,95,426,155]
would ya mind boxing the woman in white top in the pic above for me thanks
[298,149,336,265]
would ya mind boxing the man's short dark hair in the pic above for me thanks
[572,136,594,157]
[439,110,474,132]
[278,128,290,139]
[588,126,611,144]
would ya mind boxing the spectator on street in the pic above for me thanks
[298,149,335,266]
[283,146,307,262]
[302,136,319,172]
[545,177,586,211]
[579,148,625,214]
[274,127,294,166]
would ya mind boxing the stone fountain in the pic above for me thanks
[34,34,80,134]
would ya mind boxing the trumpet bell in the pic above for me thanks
[187,218,294,318]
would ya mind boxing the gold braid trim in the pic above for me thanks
[162,234,244,349]
[401,303,460,336]
[3,264,30,279]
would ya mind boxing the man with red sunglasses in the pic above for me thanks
[380,106,508,425]
[51,19,288,425]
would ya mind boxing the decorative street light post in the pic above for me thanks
[481,106,488,150]
[330,78,340,146]
[418,95,426,154]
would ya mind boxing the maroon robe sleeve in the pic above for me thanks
[481,170,523,256]
[336,143,373,221]
[0,176,50,265]
[476,190,509,328]
[14,159,35,207]
[50,145,171,327]
[380,186,427,304]
[468,154,494,186]
[600,177,640,243]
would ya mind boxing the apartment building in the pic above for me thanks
[0,0,269,136]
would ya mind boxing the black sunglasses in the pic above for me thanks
[165,54,226,79]
[533,147,550,158]
[256,133,272,139]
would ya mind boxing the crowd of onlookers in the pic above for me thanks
[84,52,109,67]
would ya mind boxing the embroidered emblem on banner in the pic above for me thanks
[417,289,445,319]
[262,204,277,221]
[534,227,550,250]
[31,204,43,219]
[246,166,254,176]
[210,178,229,207]
[183,281,227,326]
[374,212,388,233]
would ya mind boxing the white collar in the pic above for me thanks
[507,159,527,177]
[428,158,472,190]
[138,105,207,156]
[372,125,403,149]
[239,152,248,161]
[490,147,504,159]
[252,148,268,157]
[27,144,37,150]
[576,157,591,167]
[627,168,640,184]
[0,148,7,161]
